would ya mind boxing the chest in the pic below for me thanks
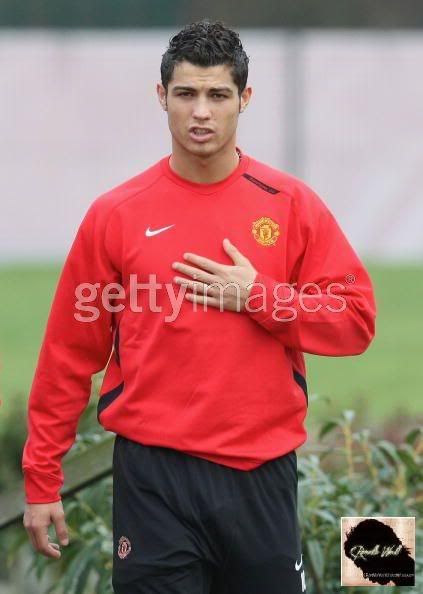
[118,189,291,288]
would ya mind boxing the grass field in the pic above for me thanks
[1,262,422,430]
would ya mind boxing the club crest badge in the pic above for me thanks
[118,536,132,559]
[252,217,280,246]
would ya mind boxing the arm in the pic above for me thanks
[22,197,121,504]
[245,185,376,356]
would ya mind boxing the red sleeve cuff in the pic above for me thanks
[245,271,295,326]
[24,471,62,504]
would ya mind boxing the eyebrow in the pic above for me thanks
[172,85,233,94]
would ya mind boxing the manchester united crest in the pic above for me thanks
[118,536,132,559]
[252,217,280,246]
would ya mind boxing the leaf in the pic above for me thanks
[309,393,333,405]
[359,428,370,440]
[360,502,376,516]
[306,538,324,580]
[377,440,400,465]
[405,427,422,447]
[45,581,60,594]
[397,445,421,476]
[61,545,95,594]
[318,420,340,440]
[74,562,92,594]
[95,565,113,594]
[312,509,337,525]
[5,528,30,567]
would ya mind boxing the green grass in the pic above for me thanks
[0,264,62,411]
[306,263,423,423]
[1,262,422,427]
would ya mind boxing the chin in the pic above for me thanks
[186,142,217,156]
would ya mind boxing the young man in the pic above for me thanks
[22,20,376,594]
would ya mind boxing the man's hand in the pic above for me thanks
[172,238,257,312]
[23,500,69,559]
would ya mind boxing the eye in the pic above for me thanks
[212,93,226,99]
[178,92,192,97]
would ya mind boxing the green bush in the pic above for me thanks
[298,398,421,594]
[4,397,422,594]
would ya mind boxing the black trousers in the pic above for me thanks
[112,434,306,593]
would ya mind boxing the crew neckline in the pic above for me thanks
[160,146,250,195]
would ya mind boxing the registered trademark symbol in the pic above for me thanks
[345,274,356,284]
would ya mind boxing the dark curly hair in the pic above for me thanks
[161,20,249,96]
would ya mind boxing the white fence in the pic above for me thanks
[1,29,422,263]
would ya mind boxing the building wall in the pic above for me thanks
[1,29,422,262]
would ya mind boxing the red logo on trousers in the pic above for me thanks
[118,536,131,559]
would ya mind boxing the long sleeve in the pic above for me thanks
[22,198,121,503]
[245,184,376,356]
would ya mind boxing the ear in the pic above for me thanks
[156,83,168,111]
[240,86,252,113]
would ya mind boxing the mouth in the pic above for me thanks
[189,127,215,143]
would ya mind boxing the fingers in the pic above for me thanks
[172,261,218,284]
[52,508,69,547]
[222,238,249,266]
[173,240,251,282]
[23,503,69,560]
[172,242,255,305]
[26,524,38,552]
[31,521,61,559]
[184,292,223,309]
[178,252,224,275]
[174,276,219,295]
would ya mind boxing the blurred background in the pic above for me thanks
[0,2,422,593]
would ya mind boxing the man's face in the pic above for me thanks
[157,60,251,158]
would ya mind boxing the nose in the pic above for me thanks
[192,97,212,120]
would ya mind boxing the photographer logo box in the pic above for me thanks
[341,517,415,587]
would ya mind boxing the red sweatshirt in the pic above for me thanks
[22,147,376,503]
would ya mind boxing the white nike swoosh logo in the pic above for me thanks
[295,555,303,571]
[145,224,175,237]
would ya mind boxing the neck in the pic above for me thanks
[169,141,240,184]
